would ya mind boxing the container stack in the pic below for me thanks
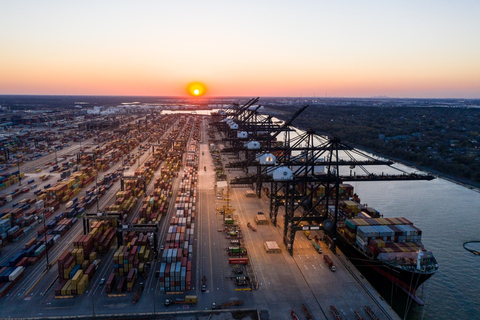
[43,167,97,209]
[345,217,424,257]
[159,141,198,292]
[104,189,137,219]
[54,231,102,296]
[0,172,23,190]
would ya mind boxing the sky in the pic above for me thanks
[1,1,480,98]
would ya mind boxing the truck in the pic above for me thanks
[201,275,207,292]
[211,300,243,309]
[247,222,257,232]
[235,276,247,286]
[164,295,197,306]
[227,247,247,256]
[228,258,248,265]
[311,235,322,254]
[323,254,336,272]
[232,264,243,274]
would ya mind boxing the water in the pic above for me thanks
[161,109,480,319]
[352,169,480,319]
[272,125,480,319]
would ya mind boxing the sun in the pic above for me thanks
[187,82,207,97]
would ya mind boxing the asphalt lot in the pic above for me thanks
[0,115,401,320]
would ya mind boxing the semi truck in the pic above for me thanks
[212,300,243,309]
[323,254,336,272]
[164,295,197,306]
[201,275,207,292]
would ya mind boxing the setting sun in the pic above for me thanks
[187,82,207,97]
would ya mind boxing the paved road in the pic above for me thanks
[0,115,401,320]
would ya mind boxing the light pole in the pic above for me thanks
[92,289,95,319]
[17,161,21,186]
[43,209,50,270]
[153,285,156,316]
[54,147,58,165]
[95,173,99,212]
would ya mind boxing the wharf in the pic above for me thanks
[226,185,401,320]
[0,114,400,320]
[214,146,401,320]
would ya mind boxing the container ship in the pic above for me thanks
[326,198,438,305]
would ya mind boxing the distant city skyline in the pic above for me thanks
[1,1,479,99]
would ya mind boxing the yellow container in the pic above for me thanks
[72,270,83,284]
[89,251,97,263]
[81,274,89,286]
[61,280,71,296]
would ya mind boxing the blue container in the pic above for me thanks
[8,252,25,266]
[0,267,13,282]
[69,265,81,279]
[47,220,57,229]
[25,246,36,257]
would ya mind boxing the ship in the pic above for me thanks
[324,200,438,305]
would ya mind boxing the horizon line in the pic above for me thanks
[0,94,478,101]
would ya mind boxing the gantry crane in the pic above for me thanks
[218,103,435,255]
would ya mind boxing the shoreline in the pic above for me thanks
[356,146,480,193]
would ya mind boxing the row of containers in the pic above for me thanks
[100,116,195,294]
[148,116,198,292]
[78,137,139,168]
[0,122,153,298]
[343,217,425,255]
[0,211,81,297]
[137,157,182,224]
[101,116,197,294]
[36,166,98,211]
[55,220,116,296]
[0,171,23,191]
[0,200,44,246]
[159,139,199,293]
[53,131,155,297]
[107,234,153,293]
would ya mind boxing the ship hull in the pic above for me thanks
[332,233,434,303]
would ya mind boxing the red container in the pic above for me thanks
[16,257,29,267]
[116,277,125,293]
[127,268,135,282]
[229,258,248,265]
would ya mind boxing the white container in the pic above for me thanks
[35,200,44,210]
[9,266,25,282]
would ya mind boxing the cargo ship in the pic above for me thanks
[326,201,438,305]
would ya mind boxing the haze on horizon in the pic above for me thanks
[1,1,479,99]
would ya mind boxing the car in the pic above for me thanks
[99,278,105,285]
[160,245,165,250]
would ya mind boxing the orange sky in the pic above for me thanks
[1,1,479,98]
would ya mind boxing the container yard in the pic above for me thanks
[0,105,405,320]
